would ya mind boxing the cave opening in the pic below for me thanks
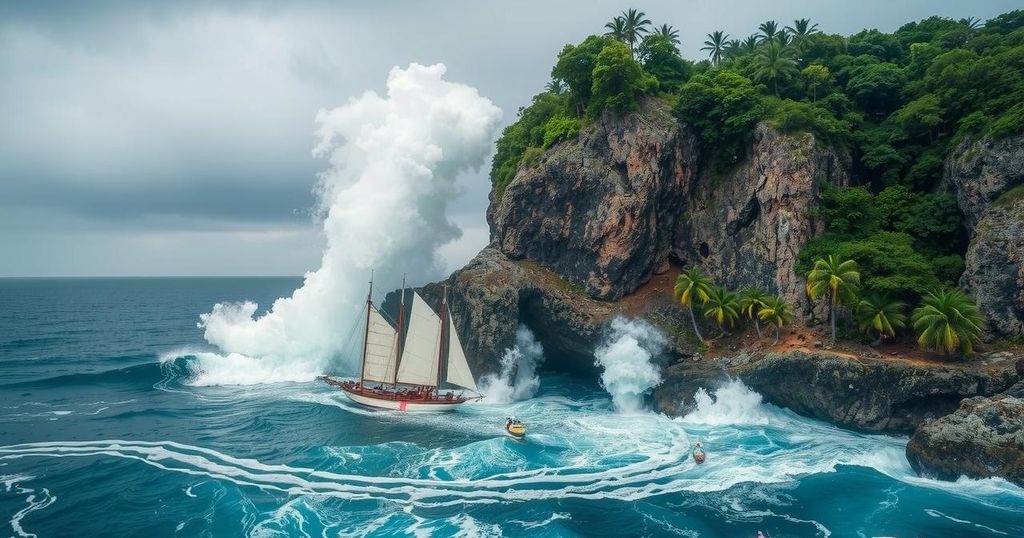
[517,290,603,380]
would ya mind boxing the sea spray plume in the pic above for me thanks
[593,317,666,413]
[478,325,545,403]
[195,64,502,385]
[681,380,770,425]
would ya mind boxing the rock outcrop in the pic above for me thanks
[945,133,1024,232]
[489,100,694,300]
[653,350,1022,433]
[960,191,1024,338]
[947,133,1024,338]
[489,100,848,306]
[906,393,1024,486]
[674,126,848,313]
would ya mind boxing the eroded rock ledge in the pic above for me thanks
[906,389,1024,486]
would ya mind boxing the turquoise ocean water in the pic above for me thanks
[1,277,1022,537]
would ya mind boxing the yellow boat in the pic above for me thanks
[505,417,526,439]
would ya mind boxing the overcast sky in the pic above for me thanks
[1,0,1018,276]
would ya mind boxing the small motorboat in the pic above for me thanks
[504,417,526,440]
[692,442,706,464]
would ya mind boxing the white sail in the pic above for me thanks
[445,314,477,392]
[396,292,441,386]
[362,306,398,383]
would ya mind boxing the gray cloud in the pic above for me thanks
[1,0,1018,276]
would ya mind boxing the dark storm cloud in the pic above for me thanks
[1,0,1019,276]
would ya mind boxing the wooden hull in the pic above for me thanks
[319,376,468,412]
[344,390,465,412]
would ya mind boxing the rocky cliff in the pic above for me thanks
[948,134,1024,338]
[488,99,847,310]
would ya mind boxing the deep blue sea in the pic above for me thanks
[1,277,1022,537]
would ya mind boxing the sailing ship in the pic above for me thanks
[319,276,479,411]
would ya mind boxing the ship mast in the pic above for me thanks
[435,284,448,393]
[393,275,405,390]
[358,270,373,388]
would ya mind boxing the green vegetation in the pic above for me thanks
[757,295,794,344]
[673,267,714,343]
[912,288,985,357]
[740,288,771,338]
[703,287,741,335]
[856,293,907,344]
[806,255,861,342]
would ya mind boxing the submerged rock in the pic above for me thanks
[906,393,1024,486]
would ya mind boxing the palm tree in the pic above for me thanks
[620,9,653,55]
[701,30,730,66]
[752,41,798,96]
[740,288,770,338]
[912,289,986,358]
[758,295,794,344]
[806,255,861,342]
[703,287,741,336]
[785,18,820,39]
[758,20,780,43]
[775,30,792,48]
[656,23,680,46]
[959,16,982,30]
[545,79,566,94]
[723,39,742,61]
[742,35,759,54]
[604,16,627,42]
[856,293,906,345]
[674,267,714,343]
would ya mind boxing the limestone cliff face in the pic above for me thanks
[945,134,1024,232]
[489,99,848,311]
[948,134,1024,338]
[488,100,694,300]
[674,125,848,313]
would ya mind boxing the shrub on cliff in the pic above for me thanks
[673,70,765,162]
[588,40,657,117]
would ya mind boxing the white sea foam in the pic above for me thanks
[190,63,501,385]
[682,380,771,426]
[478,325,545,404]
[593,317,666,413]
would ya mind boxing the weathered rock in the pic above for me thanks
[960,190,1024,338]
[945,133,1024,232]
[405,248,616,377]
[489,99,694,300]
[906,394,1024,486]
[674,126,848,314]
[654,350,1021,433]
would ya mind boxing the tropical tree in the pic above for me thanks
[801,64,830,101]
[785,18,820,39]
[545,79,566,94]
[604,16,627,42]
[855,293,906,345]
[959,16,982,30]
[723,39,742,61]
[806,255,861,342]
[758,20,780,43]
[701,30,730,65]
[752,41,798,96]
[741,35,759,54]
[620,9,653,55]
[656,23,680,45]
[703,287,741,336]
[912,288,985,358]
[674,267,714,342]
[758,295,794,344]
[775,31,793,48]
[740,287,770,338]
